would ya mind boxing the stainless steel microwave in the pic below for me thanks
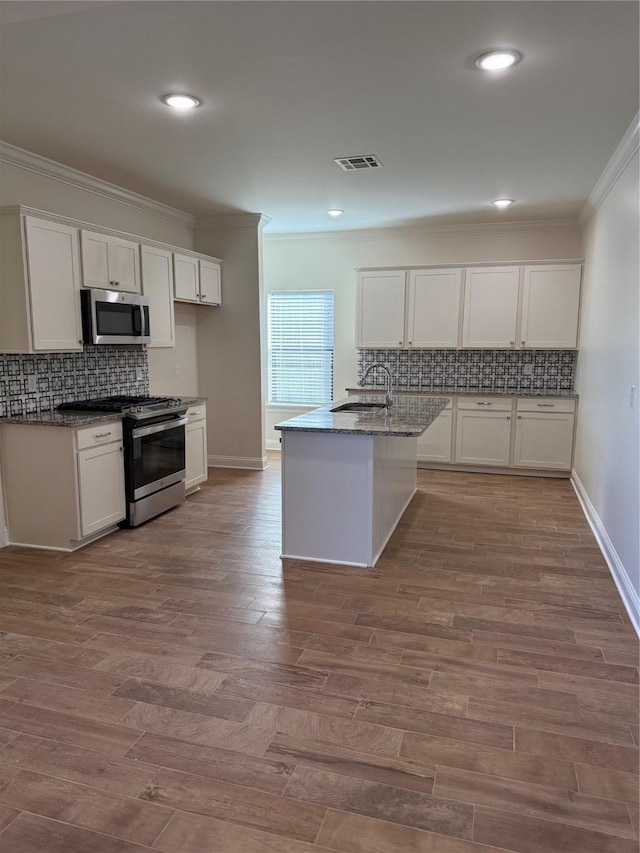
[81,288,151,345]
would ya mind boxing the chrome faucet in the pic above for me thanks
[359,363,394,407]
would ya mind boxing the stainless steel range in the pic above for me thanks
[58,395,188,526]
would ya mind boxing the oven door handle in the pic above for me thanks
[131,416,188,439]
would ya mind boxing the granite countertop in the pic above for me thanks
[1,396,209,428]
[346,386,579,399]
[1,411,126,428]
[275,395,450,436]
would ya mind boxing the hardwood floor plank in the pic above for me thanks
[266,732,435,794]
[0,655,124,695]
[141,766,326,843]
[0,678,134,724]
[259,613,374,642]
[473,806,639,853]
[126,731,292,794]
[370,628,498,661]
[0,733,157,796]
[429,672,579,712]
[216,674,359,719]
[72,614,193,644]
[245,703,404,756]
[112,678,254,722]
[285,765,474,839]
[322,672,468,716]
[0,704,143,756]
[86,633,205,666]
[153,810,331,853]
[496,649,639,683]
[401,732,577,790]
[471,630,605,661]
[515,726,639,772]
[0,804,19,833]
[94,653,227,692]
[295,649,432,688]
[120,702,273,756]
[358,700,513,750]
[0,769,174,846]
[0,812,156,853]
[316,809,527,853]
[197,652,327,687]
[434,765,635,838]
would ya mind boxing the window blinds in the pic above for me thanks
[267,291,334,405]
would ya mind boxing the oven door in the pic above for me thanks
[129,416,187,500]
[82,289,151,345]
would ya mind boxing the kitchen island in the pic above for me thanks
[275,395,448,567]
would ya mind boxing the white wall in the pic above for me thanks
[148,303,200,397]
[573,139,639,630]
[194,218,266,469]
[263,223,583,443]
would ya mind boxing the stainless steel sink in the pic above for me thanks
[331,402,388,413]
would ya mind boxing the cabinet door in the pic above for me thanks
[417,409,453,462]
[521,265,581,348]
[141,245,175,348]
[80,230,111,289]
[199,260,222,305]
[25,217,83,352]
[407,269,462,348]
[455,410,512,466]
[514,412,575,470]
[356,271,406,348]
[174,254,200,302]
[185,420,208,491]
[77,443,126,536]
[462,267,520,348]
[110,238,141,293]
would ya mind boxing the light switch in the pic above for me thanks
[523,364,533,376]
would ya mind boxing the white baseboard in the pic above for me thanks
[265,439,281,451]
[208,455,268,471]
[571,469,640,636]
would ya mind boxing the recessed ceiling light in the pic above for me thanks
[326,209,344,217]
[492,198,514,208]
[476,50,522,71]
[161,93,201,110]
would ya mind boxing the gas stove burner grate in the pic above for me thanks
[58,395,181,413]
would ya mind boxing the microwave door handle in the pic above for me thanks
[142,305,150,340]
[132,305,142,336]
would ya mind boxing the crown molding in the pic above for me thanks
[263,218,581,245]
[579,113,640,228]
[0,141,196,228]
[195,213,271,230]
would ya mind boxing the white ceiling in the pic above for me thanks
[0,1,638,233]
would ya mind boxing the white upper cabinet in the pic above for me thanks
[462,266,520,348]
[199,259,222,305]
[25,217,84,352]
[521,265,582,348]
[174,253,200,302]
[356,271,407,348]
[80,230,141,293]
[407,269,462,348]
[141,245,175,348]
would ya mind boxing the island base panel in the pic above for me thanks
[280,431,417,567]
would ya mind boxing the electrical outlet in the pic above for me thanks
[26,375,37,392]
[136,367,144,381]
[630,385,637,409]
[523,364,533,377]
[174,363,182,377]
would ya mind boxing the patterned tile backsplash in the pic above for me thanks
[358,349,576,394]
[0,347,149,418]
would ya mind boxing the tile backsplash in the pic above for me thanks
[358,349,576,394]
[0,347,149,418]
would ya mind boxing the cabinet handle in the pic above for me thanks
[191,410,201,415]
[537,403,554,407]
[78,340,83,345]
[510,341,515,346]
[408,341,413,346]
[110,281,120,287]
[201,294,206,299]
[398,341,402,346]
[94,431,112,438]
[477,402,493,406]
[506,416,511,420]
[517,415,522,419]
[521,340,526,345]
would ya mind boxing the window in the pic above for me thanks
[267,291,334,405]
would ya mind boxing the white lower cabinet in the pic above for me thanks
[77,442,126,536]
[417,407,453,462]
[185,404,208,492]
[1,421,125,550]
[455,408,512,467]
[513,399,576,469]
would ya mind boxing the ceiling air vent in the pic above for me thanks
[334,155,382,171]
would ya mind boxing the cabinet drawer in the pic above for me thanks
[186,403,206,422]
[457,397,512,412]
[517,398,576,414]
[76,421,123,450]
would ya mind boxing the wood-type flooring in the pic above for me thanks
[0,456,637,852]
